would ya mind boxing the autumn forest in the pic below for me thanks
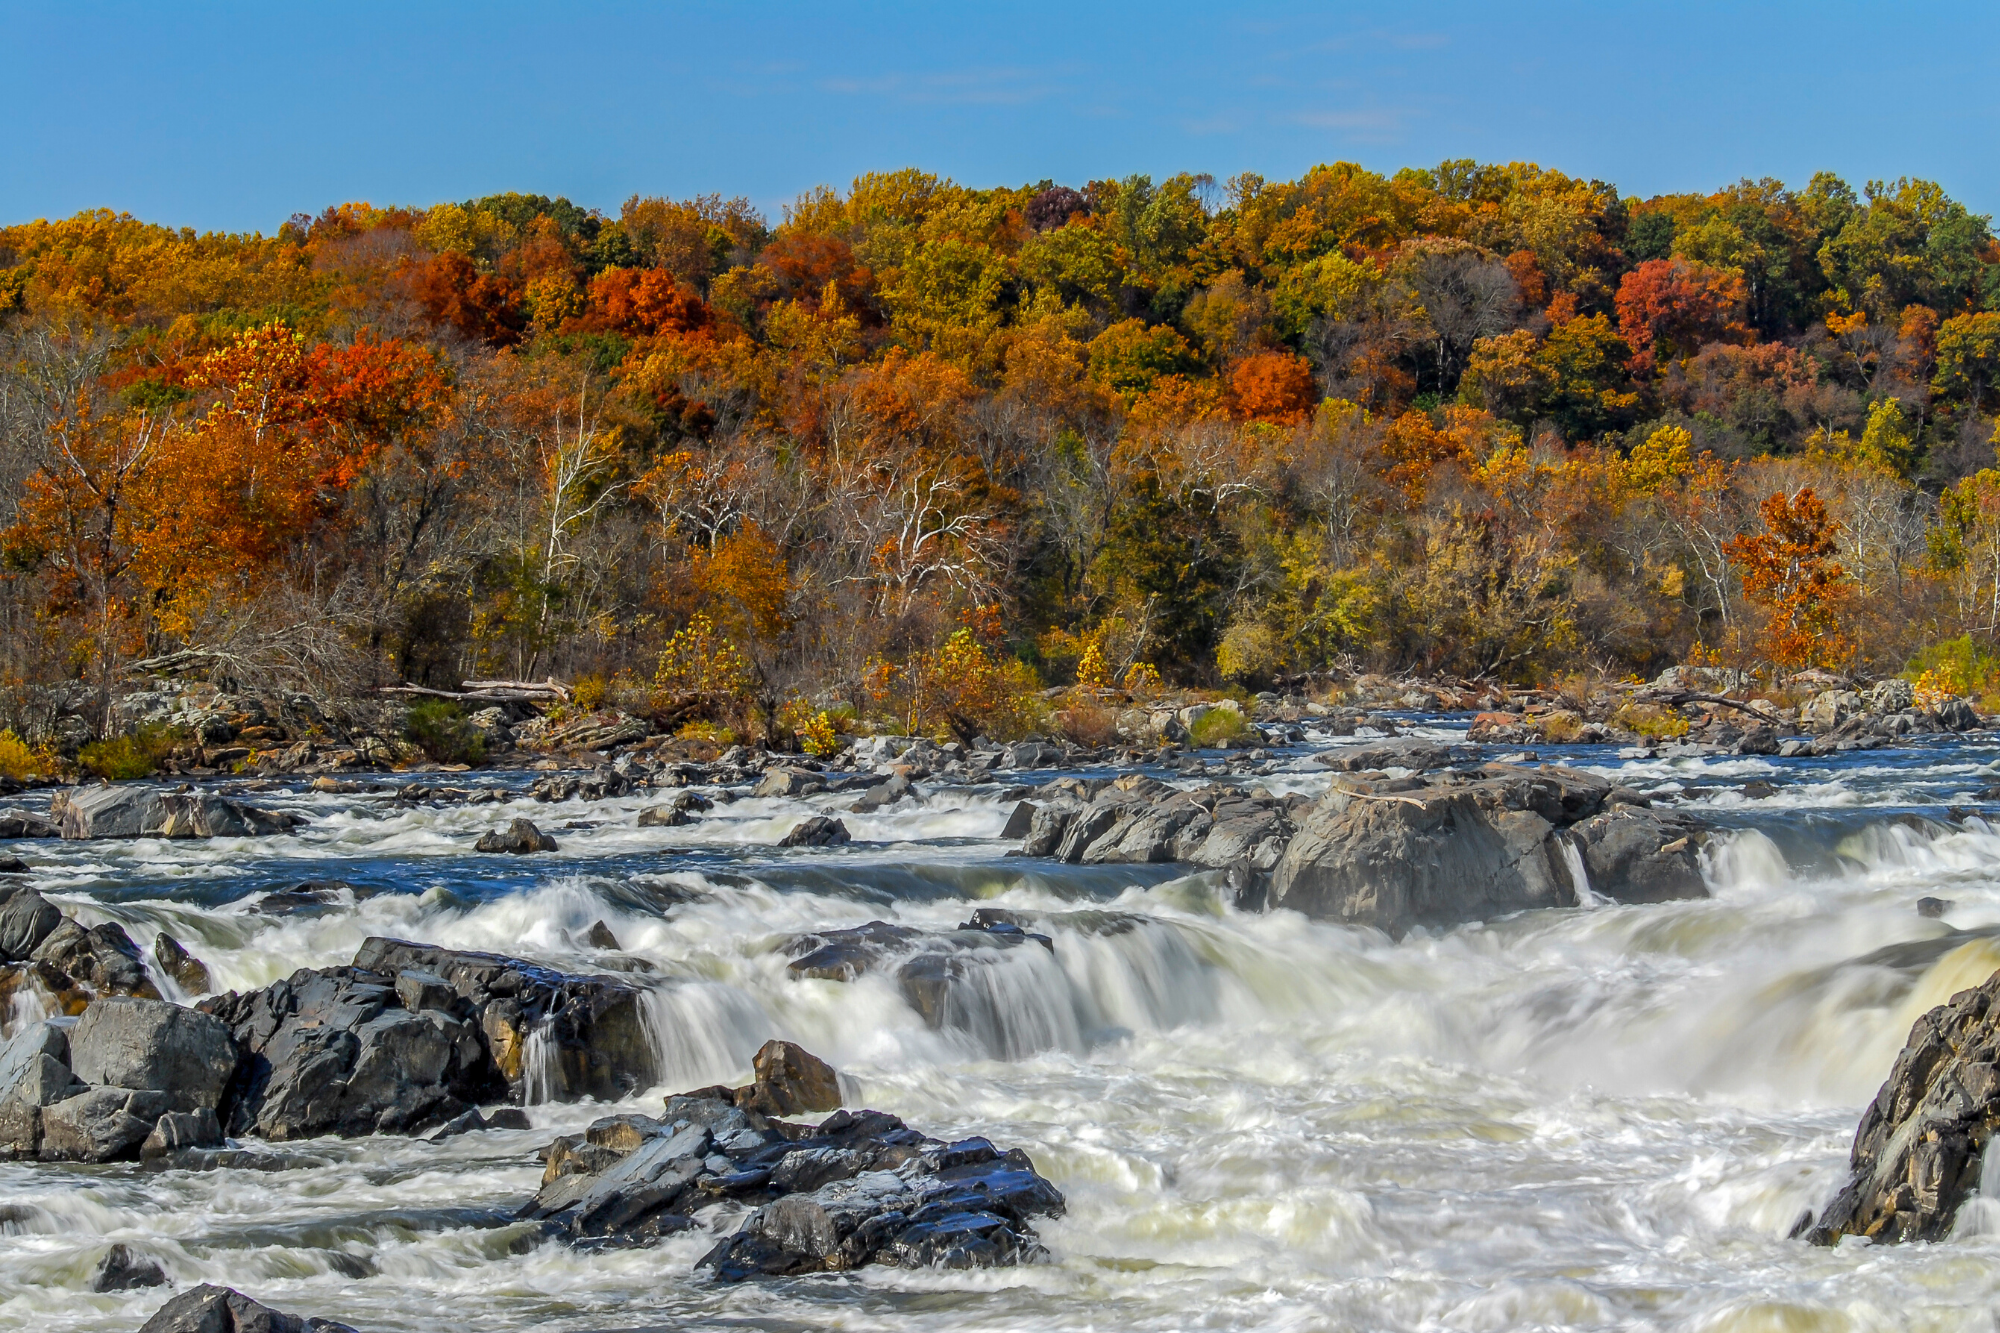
[5,161,2000,744]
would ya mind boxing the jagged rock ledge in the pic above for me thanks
[521,1039,1065,1276]
[138,1283,358,1333]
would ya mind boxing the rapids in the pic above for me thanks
[11,721,2000,1332]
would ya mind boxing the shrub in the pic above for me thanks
[777,699,841,756]
[405,700,487,764]
[866,629,1044,742]
[1122,661,1164,698]
[1905,636,2000,704]
[1537,710,1586,743]
[571,674,610,711]
[0,729,58,781]
[655,613,759,724]
[77,723,185,781]
[677,721,737,746]
[1190,705,1252,747]
[1054,698,1122,748]
[1611,702,1689,739]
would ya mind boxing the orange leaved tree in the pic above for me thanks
[1724,488,1851,670]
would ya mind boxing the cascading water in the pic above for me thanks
[11,724,2000,1331]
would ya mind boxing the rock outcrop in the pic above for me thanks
[779,815,851,848]
[198,937,659,1139]
[50,786,299,840]
[1269,765,1706,935]
[520,1052,1063,1275]
[67,996,237,1112]
[1809,970,2000,1244]
[138,1284,358,1333]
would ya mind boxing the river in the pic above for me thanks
[7,717,2000,1332]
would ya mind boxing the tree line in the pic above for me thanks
[4,161,2000,741]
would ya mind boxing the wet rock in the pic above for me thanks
[636,803,690,827]
[779,816,851,848]
[429,1105,531,1140]
[1809,970,2000,1244]
[153,933,212,995]
[736,1039,841,1117]
[1918,896,1953,919]
[142,1107,224,1158]
[0,809,58,839]
[998,801,1036,839]
[51,786,299,840]
[31,918,159,998]
[1734,724,1780,755]
[585,920,622,950]
[0,883,61,960]
[1739,780,1777,801]
[249,885,346,916]
[520,1073,1063,1274]
[1564,807,1708,904]
[69,996,238,1112]
[351,938,659,1104]
[1270,765,1704,935]
[1006,741,1064,770]
[93,1242,168,1291]
[0,856,25,873]
[474,818,558,853]
[40,1086,174,1162]
[199,964,505,1140]
[849,774,911,813]
[137,1283,359,1333]
[786,921,925,981]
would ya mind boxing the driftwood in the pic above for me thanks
[1633,690,1785,722]
[380,677,572,704]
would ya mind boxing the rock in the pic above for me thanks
[0,883,61,960]
[1564,807,1708,904]
[585,920,621,950]
[518,1075,1063,1273]
[755,767,824,798]
[1809,971,2000,1244]
[637,804,690,827]
[779,816,851,848]
[1918,896,1953,919]
[93,1242,168,1292]
[1935,698,1981,731]
[69,996,238,1111]
[1467,712,1532,744]
[137,1283,359,1333]
[198,964,504,1140]
[0,1019,72,1097]
[1052,805,1120,863]
[154,933,212,995]
[0,809,58,839]
[1005,741,1064,770]
[0,856,26,873]
[1315,741,1454,773]
[351,937,658,1104]
[1870,678,1917,713]
[0,1021,85,1149]
[1181,806,1290,871]
[1018,800,1081,857]
[1080,800,1206,864]
[31,918,159,998]
[1802,689,1863,731]
[736,1039,841,1117]
[41,1086,174,1161]
[142,1107,225,1158]
[786,921,925,981]
[51,786,298,840]
[998,801,1036,839]
[1734,724,1780,755]
[849,774,911,813]
[474,818,558,853]
[1268,765,1705,936]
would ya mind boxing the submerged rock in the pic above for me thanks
[93,1242,168,1292]
[1809,970,2000,1244]
[138,1283,358,1333]
[519,1051,1063,1276]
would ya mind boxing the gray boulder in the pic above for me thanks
[1269,765,1704,935]
[1935,698,1981,731]
[779,816,851,848]
[40,1086,174,1161]
[1567,807,1708,904]
[474,818,557,853]
[69,996,238,1112]
[1869,678,1917,713]
[735,1039,842,1117]
[31,917,159,998]
[1802,689,1863,731]
[137,1283,358,1333]
[52,786,298,840]
[1018,800,1081,857]
[755,767,824,798]
[1810,970,2000,1244]
[0,883,61,960]
[142,1107,225,1159]
[0,809,58,838]
[1080,801,1205,864]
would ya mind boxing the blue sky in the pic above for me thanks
[7,1,1998,232]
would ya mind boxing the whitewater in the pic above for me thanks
[9,718,2000,1332]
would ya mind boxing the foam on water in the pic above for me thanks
[14,736,2000,1330]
